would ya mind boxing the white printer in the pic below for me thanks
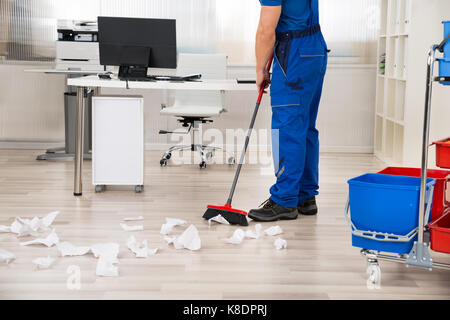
[56,20,104,71]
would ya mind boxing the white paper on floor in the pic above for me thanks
[91,243,120,277]
[127,235,158,258]
[160,218,187,235]
[120,223,144,232]
[208,215,230,227]
[0,225,11,233]
[224,229,245,245]
[57,242,91,257]
[0,248,15,264]
[20,229,59,247]
[264,226,283,236]
[18,211,60,233]
[123,216,144,222]
[274,238,287,250]
[172,225,201,251]
[164,236,176,245]
[245,224,262,239]
[32,256,55,269]
[10,220,39,237]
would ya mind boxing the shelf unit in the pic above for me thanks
[374,0,411,164]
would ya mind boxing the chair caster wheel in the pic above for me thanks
[165,153,172,160]
[227,156,236,165]
[205,152,213,161]
[199,161,207,169]
[160,159,168,167]
[135,185,143,193]
[95,185,104,193]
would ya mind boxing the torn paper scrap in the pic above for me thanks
[10,220,39,237]
[208,215,230,227]
[96,256,119,277]
[245,224,262,239]
[160,217,187,235]
[173,225,201,251]
[0,225,11,233]
[18,211,61,233]
[224,229,245,245]
[264,226,283,236]
[274,238,287,250]
[120,223,144,232]
[91,243,120,261]
[57,242,91,257]
[0,248,15,264]
[20,229,59,247]
[32,256,55,269]
[127,235,158,258]
[123,216,144,221]
[164,236,176,245]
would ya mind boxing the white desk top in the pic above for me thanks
[25,69,101,75]
[67,75,257,91]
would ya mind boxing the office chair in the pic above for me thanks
[159,53,235,169]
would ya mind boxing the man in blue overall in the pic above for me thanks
[249,0,329,222]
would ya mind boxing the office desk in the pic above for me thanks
[67,75,256,196]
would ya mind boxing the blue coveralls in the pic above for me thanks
[269,0,329,208]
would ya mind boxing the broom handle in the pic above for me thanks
[226,55,274,205]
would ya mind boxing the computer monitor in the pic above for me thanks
[98,16,177,80]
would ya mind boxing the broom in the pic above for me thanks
[203,55,274,226]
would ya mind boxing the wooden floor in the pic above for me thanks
[0,150,449,300]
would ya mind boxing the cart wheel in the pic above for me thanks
[135,185,143,193]
[95,185,103,193]
[366,260,381,290]
[160,159,168,167]
[199,161,207,169]
[227,156,236,165]
[165,153,172,160]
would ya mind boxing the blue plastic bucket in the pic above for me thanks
[443,21,450,59]
[438,59,450,85]
[347,174,436,254]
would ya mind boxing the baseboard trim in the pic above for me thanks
[0,141,65,150]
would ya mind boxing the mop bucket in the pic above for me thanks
[428,208,450,254]
[438,21,450,85]
[346,174,436,254]
[433,137,450,169]
[378,167,450,221]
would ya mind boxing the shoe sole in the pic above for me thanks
[248,210,299,222]
[299,209,318,216]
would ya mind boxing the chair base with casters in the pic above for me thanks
[159,117,235,169]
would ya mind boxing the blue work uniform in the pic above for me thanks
[260,0,329,208]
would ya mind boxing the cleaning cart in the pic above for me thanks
[346,21,450,287]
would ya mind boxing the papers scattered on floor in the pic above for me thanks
[264,226,283,236]
[208,215,230,227]
[0,225,11,233]
[57,242,91,257]
[91,243,120,277]
[10,220,39,237]
[123,216,144,222]
[245,224,262,239]
[120,223,144,232]
[0,248,15,264]
[32,256,55,269]
[20,229,59,247]
[127,235,158,258]
[274,238,287,250]
[224,229,245,245]
[1,211,61,237]
[171,225,201,251]
[160,218,187,235]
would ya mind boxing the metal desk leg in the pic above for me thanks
[74,86,87,196]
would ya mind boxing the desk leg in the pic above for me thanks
[74,86,87,196]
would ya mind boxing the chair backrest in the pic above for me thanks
[173,53,227,109]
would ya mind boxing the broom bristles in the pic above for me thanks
[203,208,248,226]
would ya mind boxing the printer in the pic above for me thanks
[56,20,103,71]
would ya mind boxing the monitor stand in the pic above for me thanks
[118,65,149,81]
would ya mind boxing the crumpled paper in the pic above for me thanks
[164,236,176,244]
[245,224,262,239]
[1,211,60,237]
[171,225,201,251]
[32,256,55,269]
[123,216,144,221]
[91,243,120,277]
[0,248,15,264]
[120,223,144,232]
[10,220,39,237]
[127,235,158,258]
[274,238,287,250]
[20,229,59,247]
[0,225,11,233]
[208,215,230,226]
[264,226,283,236]
[224,229,245,245]
[160,218,187,235]
[57,242,91,257]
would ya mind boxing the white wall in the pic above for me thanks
[0,63,376,153]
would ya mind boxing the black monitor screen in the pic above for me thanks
[98,16,177,69]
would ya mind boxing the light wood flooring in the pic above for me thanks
[0,150,449,300]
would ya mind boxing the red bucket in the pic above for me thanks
[378,167,450,221]
[428,209,450,254]
[433,138,450,169]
